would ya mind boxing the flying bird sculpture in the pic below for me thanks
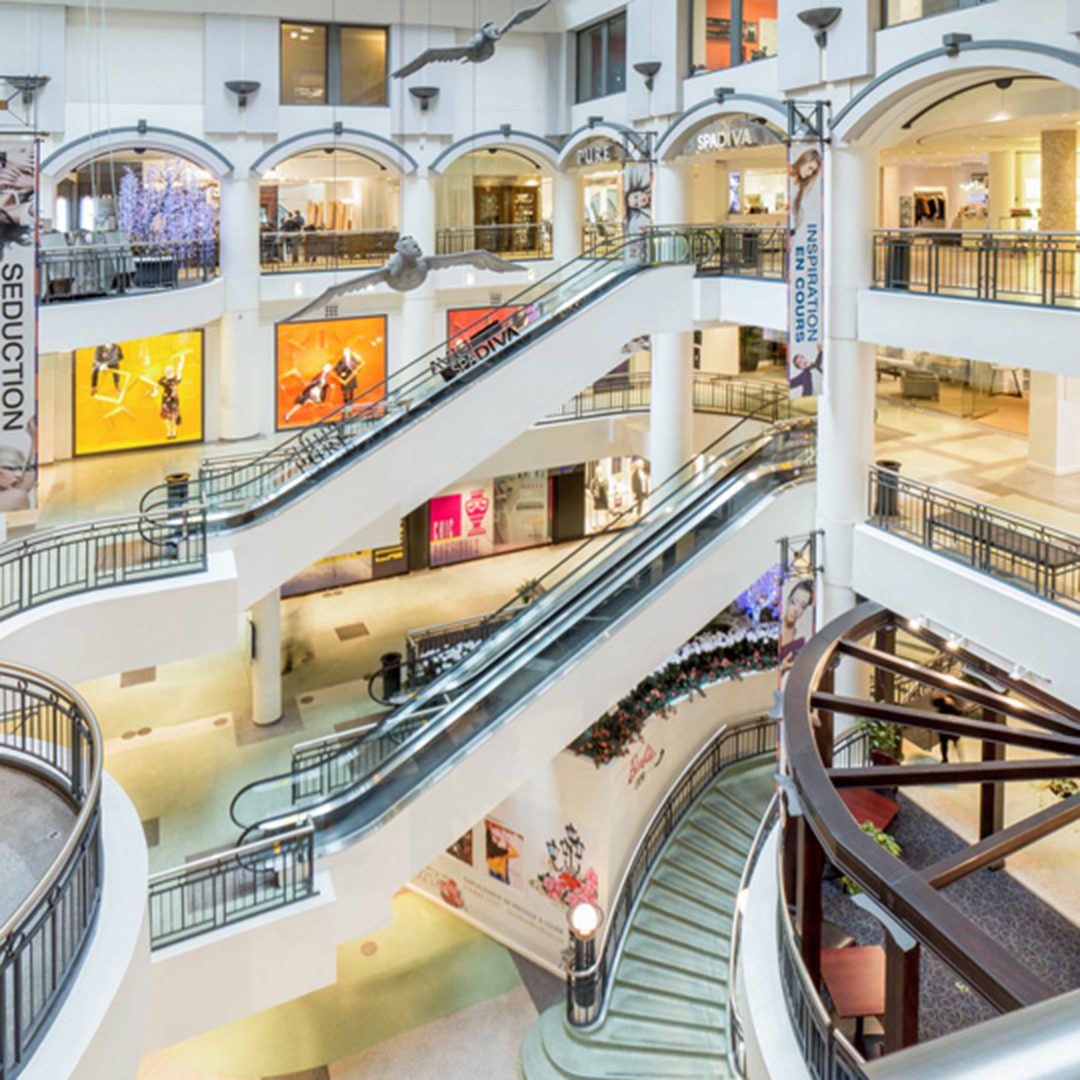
[289,235,527,321]
[393,0,551,79]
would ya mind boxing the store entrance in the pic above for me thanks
[473,183,541,254]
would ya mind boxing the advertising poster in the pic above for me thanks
[446,829,474,867]
[429,482,494,567]
[494,470,550,552]
[621,158,653,261]
[73,331,204,456]
[0,141,38,508]
[484,818,524,890]
[787,143,824,399]
[778,577,815,682]
[437,306,531,382]
[585,456,648,533]
[281,521,407,598]
[276,315,386,430]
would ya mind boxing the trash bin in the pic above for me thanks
[165,472,190,509]
[875,460,902,518]
[380,651,403,699]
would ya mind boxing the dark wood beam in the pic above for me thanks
[797,817,824,988]
[829,757,1080,787]
[873,626,897,706]
[884,935,920,1053]
[811,693,1080,755]
[980,706,1005,864]
[839,640,1080,737]
[922,794,1080,889]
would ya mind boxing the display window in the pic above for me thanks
[281,522,407,598]
[429,483,495,567]
[690,0,777,73]
[447,307,525,354]
[73,331,204,456]
[585,456,649,534]
[493,471,552,553]
[275,315,387,430]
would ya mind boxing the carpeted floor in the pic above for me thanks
[822,793,1080,1044]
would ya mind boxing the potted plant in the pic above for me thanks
[857,716,903,767]
[516,578,546,605]
[840,822,902,895]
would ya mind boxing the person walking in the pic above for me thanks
[929,692,963,763]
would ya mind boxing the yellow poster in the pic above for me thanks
[73,331,204,455]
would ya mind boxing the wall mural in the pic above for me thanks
[533,823,599,909]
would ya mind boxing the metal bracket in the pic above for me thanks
[787,100,828,144]
[779,530,823,578]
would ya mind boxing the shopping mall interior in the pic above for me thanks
[1,1,1080,1078]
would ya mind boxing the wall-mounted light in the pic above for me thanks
[942,32,972,58]
[408,86,439,112]
[587,114,604,129]
[0,74,49,110]
[796,7,842,48]
[633,60,662,92]
[225,79,261,109]
[713,86,736,105]
[137,118,149,135]
[499,122,513,138]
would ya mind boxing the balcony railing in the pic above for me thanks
[147,824,316,949]
[581,222,625,256]
[40,234,219,303]
[435,221,553,261]
[691,224,788,280]
[867,467,1080,613]
[0,508,207,621]
[872,228,1080,309]
[0,664,103,1079]
[566,718,777,1027]
[259,228,400,274]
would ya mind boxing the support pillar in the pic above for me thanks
[553,171,581,262]
[250,589,282,726]
[649,331,694,485]
[884,933,921,1053]
[1028,372,1080,476]
[986,150,1015,231]
[399,169,438,374]
[819,144,877,641]
[654,161,688,227]
[218,174,262,439]
[1040,129,1076,232]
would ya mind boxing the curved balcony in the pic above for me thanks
[436,222,553,261]
[775,601,1080,1076]
[258,228,399,274]
[0,663,103,1079]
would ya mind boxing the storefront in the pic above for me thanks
[567,136,624,246]
[689,0,778,73]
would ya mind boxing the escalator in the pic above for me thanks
[228,415,816,855]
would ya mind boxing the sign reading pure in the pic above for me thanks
[0,142,38,510]
[786,144,824,400]
[576,140,621,167]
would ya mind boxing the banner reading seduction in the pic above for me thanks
[0,142,38,510]
[786,142,824,400]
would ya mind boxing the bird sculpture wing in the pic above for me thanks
[289,267,392,321]
[498,0,552,36]
[392,44,472,79]
[426,250,529,274]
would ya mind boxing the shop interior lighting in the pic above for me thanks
[942,32,973,58]
[408,86,439,112]
[796,7,841,48]
[633,61,662,92]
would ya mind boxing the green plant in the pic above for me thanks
[516,578,545,605]
[1044,777,1080,800]
[857,716,902,757]
[840,821,902,895]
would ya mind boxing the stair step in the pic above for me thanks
[686,809,756,857]
[598,1015,727,1057]
[711,781,772,824]
[623,927,728,979]
[616,955,723,1002]
[641,881,732,929]
[667,837,744,892]
[609,984,726,1029]
[701,793,761,837]
[634,904,726,952]
[650,865,737,917]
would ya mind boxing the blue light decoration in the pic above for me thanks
[734,563,782,623]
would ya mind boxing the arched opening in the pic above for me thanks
[44,149,219,301]
[258,147,401,273]
[437,148,553,260]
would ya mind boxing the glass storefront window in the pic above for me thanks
[882,0,994,28]
[280,22,387,106]
[690,0,777,73]
[281,23,327,105]
[575,12,627,103]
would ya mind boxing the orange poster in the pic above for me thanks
[73,331,204,456]
[276,315,387,430]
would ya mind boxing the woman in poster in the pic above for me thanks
[0,148,35,258]
[789,147,823,234]
[0,419,36,512]
[157,359,185,440]
[779,578,814,676]
[283,364,333,423]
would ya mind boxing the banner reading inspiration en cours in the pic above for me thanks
[0,142,38,510]
[786,141,824,400]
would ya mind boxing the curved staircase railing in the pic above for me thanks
[0,663,103,1079]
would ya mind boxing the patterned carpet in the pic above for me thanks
[822,792,1080,1044]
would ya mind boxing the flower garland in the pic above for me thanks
[570,622,780,765]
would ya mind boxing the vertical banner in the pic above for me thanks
[778,577,815,683]
[621,133,654,262]
[786,132,824,400]
[0,142,38,511]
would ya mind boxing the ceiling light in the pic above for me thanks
[945,635,966,652]
[906,615,925,631]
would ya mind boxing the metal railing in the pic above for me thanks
[867,466,1080,613]
[692,224,788,280]
[566,717,777,1027]
[582,222,625,256]
[40,236,219,303]
[259,228,399,273]
[147,824,316,949]
[872,228,1080,308]
[404,611,517,687]
[0,508,207,621]
[0,664,103,1080]
[435,221,553,260]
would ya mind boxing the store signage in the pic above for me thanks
[680,116,782,157]
[430,484,494,566]
[786,144,825,400]
[0,141,38,509]
[575,140,621,167]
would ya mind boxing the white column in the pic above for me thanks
[654,161,688,226]
[1028,372,1080,475]
[987,151,1015,232]
[399,168,438,374]
[553,171,581,262]
[250,589,282,726]
[218,174,262,440]
[649,331,694,485]
[818,144,877,636]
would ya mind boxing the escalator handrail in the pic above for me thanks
[139,229,700,524]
